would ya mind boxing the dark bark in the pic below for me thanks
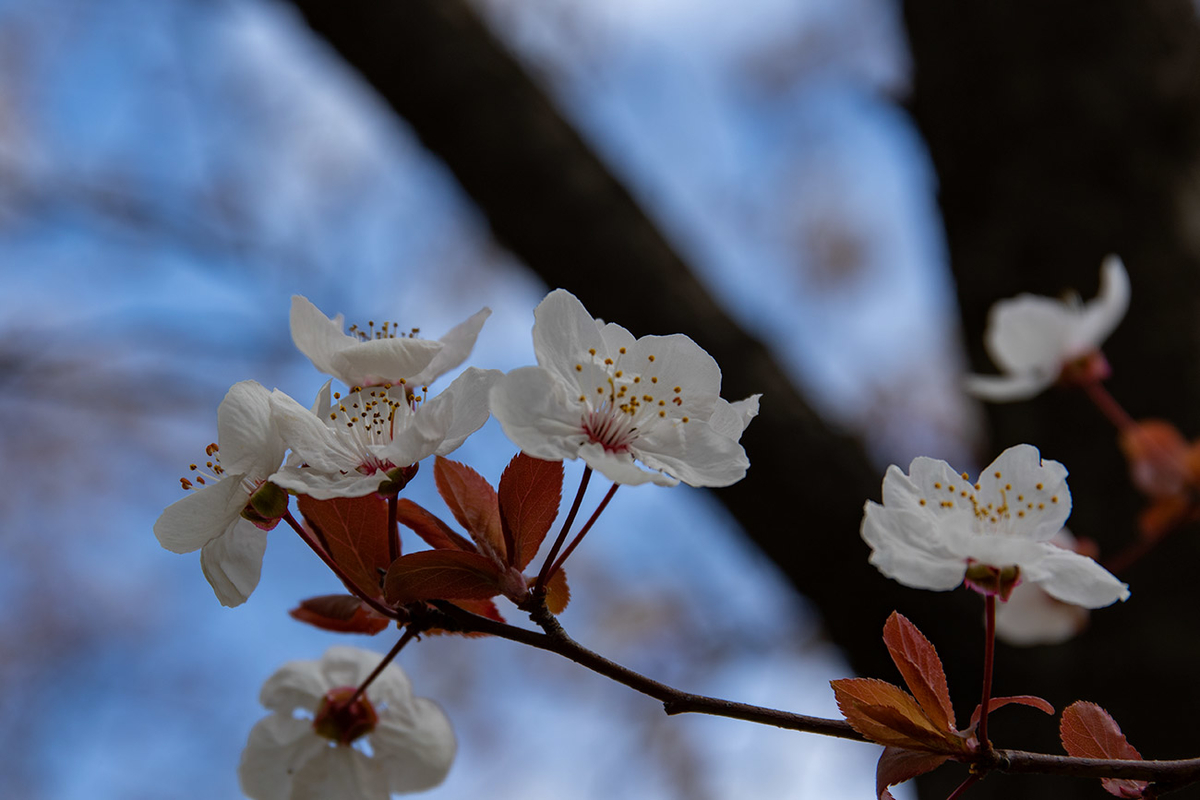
[905,1,1200,797]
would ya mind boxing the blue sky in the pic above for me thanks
[0,0,981,796]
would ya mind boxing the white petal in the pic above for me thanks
[1021,546,1130,608]
[1073,254,1130,352]
[239,715,326,800]
[153,477,245,554]
[292,745,388,800]
[260,658,331,714]
[407,308,492,388]
[373,697,457,792]
[318,646,401,691]
[490,366,588,461]
[217,380,286,477]
[984,295,1076,373]
[963,371,1056,402]
[200,518,267,607]
[636,420,750,487]
[861,501,967,591]
[382,396,453,467]
[531,290,609,387]
[291,295,355,379]
[334,338,443,390]
[627,333,722,418]
[269,466,389,501]
[979,444,1071,541]
[270,390,363,473]
[577,442,675,486]
[290,295,444,387]
[429,367,501,455]
[995,583,1089,646]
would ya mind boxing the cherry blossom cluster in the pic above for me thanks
[154,288,758,799]
[155,260,1182,800]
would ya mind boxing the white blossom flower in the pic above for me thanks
[153,381,287,607]
[965,255,1130,401]
[270,368,500,499]
[861,444,1129,608]
[490,289,758,487]
[239,646,455,800]
[993,529,1092,646]
[290,294,491,389]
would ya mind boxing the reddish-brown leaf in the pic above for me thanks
[298,494,391,599]
[875,746,949,800]
[394,499,476,552]
[383,549,504,606]
[543,567,571,615]
[831,678,963,752]
[970,695,1055,729]
[434,457,506,560]
[498,453,563,569]
[882,612,956,733]
[1061,701,1148,799]
[289,594,390,635]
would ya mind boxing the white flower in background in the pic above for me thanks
[290,295,490,389]
[994,531,1092,646]
[239,646,455,800]
[965,255,1130,401]
[861,444,1129,608]
[270,368,500,499]
[153,381,287,607]
[490,289,759,487]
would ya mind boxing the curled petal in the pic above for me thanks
[200,519,267,607]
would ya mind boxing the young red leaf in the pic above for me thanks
[1061,701,1148,799]
[434,457,506,560]
[831,678,964,753]
[498,453,563,570]
[881,612,956,733]
[383,549,504,606]
[876,746,950,800]
[543,567,571,615]
[289,594,391,635]
[969,695,1054,730]
[298,493,392,599]
[394,498,476,553]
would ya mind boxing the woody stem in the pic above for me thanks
[978,593,997,752]
[535,466,592,593]
[548,482,619,579]
[349,627,418,704]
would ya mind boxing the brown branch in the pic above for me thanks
[421,599,1200,791]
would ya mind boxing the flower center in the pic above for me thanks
[573,346,691,450]
[326,386,424,474]
[312,686,378,745]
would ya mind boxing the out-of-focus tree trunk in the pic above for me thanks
[905,1,1200,797]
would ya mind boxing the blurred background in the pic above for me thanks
[3,0,1199,798]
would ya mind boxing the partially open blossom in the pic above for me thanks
[861,444,1128,608]
[154,381,286,607]
[290,294,491,389]
[239,646,455,800]
[269,368,500,499]
[965,256,1130,401]
[994,530,1093,646]
[490,289,759,487]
